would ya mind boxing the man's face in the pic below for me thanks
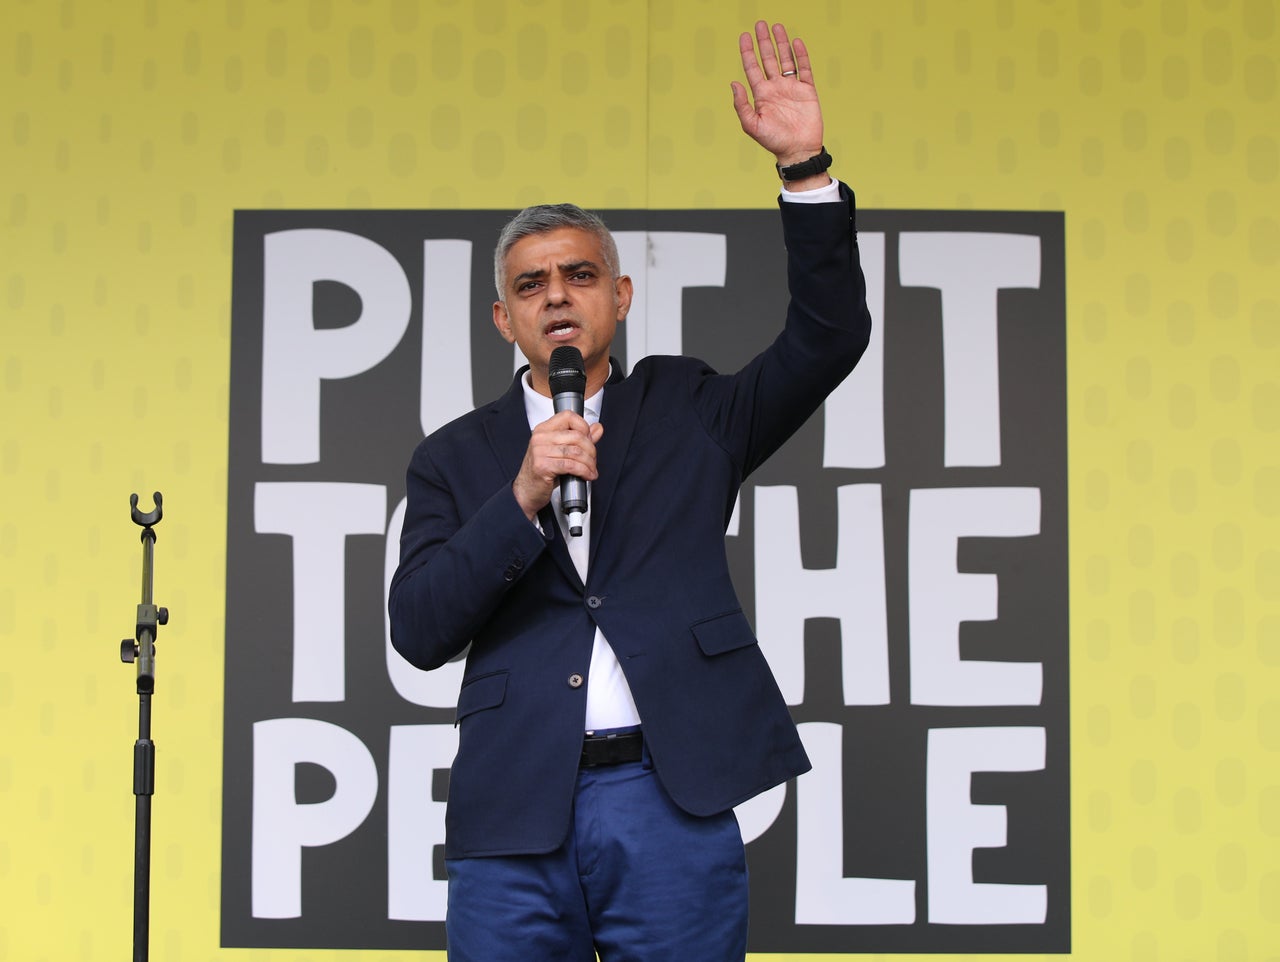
[493,227,632,397]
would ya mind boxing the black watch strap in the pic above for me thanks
[776,147,833,182]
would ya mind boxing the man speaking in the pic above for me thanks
[389,20,873,961]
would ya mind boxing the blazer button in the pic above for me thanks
[586,595,602,609]
[567,673,584,689]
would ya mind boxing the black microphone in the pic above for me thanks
[548,346,588,537]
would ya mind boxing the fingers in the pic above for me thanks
[742,21,800,81]
[732,21,824,162]
[771,23,798,78]
[532,414,599,478]
[754,20,781,78]
[534,416,598,477]
[512,414,599,518]
[737,30,764,88]
[793,37,815,85]
[730,80,753,129]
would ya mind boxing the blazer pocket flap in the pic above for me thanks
[455,671,508,722]
[691,610,757,657]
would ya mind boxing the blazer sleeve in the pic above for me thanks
[387,435,549,671]
[691,181,872,477]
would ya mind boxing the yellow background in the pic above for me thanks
[3,1,1277,959]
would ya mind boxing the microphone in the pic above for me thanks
[548,346,588,537]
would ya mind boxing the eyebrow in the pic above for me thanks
[511,259,603,288]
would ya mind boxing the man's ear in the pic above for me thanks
[614,275,633,321]
[492,300,515,343]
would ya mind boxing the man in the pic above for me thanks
[388,21,872,961]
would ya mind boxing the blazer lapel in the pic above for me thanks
[482,373,532,481]
[589,358,640,568]
[482,369,584,591]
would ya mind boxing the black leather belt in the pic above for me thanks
[580,730,643,767]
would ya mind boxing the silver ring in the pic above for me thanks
[781,69,797,77]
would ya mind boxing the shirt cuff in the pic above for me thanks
[778,177,842,204]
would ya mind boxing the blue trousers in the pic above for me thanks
[444,746,748,962]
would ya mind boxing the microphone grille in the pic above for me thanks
[548,346,586,394]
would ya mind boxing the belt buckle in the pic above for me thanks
[600,732,624,765]
[582,730,638,767]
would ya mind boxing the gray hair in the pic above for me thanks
[493,203,620,299]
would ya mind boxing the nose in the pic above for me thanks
[544,273,570,305]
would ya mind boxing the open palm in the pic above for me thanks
[731,21,824,166]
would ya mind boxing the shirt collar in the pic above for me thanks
[520,369,603,429]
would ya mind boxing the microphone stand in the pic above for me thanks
[118,492,169,962]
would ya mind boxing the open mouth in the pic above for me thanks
[546,321,577,339]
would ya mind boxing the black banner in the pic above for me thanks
[222,207,1069,952]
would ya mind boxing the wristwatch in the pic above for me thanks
[776,147,833,182]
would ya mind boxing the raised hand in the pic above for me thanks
[731,21,825,169]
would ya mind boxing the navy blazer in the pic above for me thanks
[389,185,872,858]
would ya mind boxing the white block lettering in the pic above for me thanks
[899,232,1040,467]
[909,487,1042,706]
[262,229,411,464]
[614,231,726,367]
[255,481,387,702]
[387,724,460,921]
[926,726,1048,924]
[795,722,916,924]
[755,485,890,706]
[420,240,476,437]
[251,718,378,918]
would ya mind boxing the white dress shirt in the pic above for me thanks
[520,376,643,731]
